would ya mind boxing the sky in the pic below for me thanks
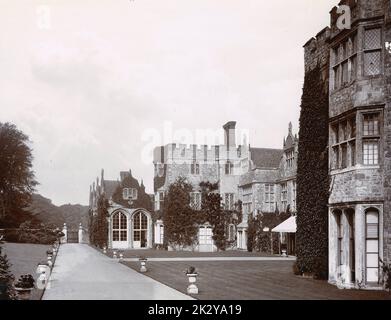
[0,0,337,206]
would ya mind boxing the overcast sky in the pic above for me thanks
[0,0,336,206]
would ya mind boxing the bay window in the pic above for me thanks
[362,112,380,166]
[330,110,382,170]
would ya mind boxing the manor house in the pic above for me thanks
[304,0,391,289]
[153,121,298,252]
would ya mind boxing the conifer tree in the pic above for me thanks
[0,244,14,300]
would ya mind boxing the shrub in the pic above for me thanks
[246,212,291,254]
[292,262,301,276]
[380,259,391,293]
[16,221,59,245]
[246,216,259,252]
[0,245,14,299]
[14,274,35,289]
[185,266,197,275]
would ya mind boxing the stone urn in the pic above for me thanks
[36,262,50,289]
[47,256,53,268]
[281,249,287,257]
[47,249,53,259]
[139,258,148,273]
[186,274,199,295]
[14,287,34,300]
[119,252,124,261]
[103,246,107,254]
[185,266,199,295]
[36,261,50,275]
[113,250,118,259]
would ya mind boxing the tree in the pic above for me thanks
[163,177,197,249]
[89,195,109,247]
[199,181,243,251]
[199,182,224,249]
[0,123,38,226]
[0,240,14,300]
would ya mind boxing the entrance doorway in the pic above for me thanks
[133,211,148,249]
[198,225,213,252]
[112,211,128,249]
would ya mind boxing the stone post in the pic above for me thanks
[61,223,67,244]
[78,223,83,244]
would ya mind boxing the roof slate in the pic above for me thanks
[250,148,283,169]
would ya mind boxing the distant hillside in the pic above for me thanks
[59,203,89,229]
[27,194,89,229]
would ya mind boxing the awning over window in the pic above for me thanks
[272,216,296,233]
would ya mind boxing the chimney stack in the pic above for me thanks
[223,121,237,149]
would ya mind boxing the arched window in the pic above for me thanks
[113,212,127,242]
[366,209,379,283]
[133,212,148,248]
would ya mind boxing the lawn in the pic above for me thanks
[102,248,275,259]
[2,242,51,300]
[122,260,391,300]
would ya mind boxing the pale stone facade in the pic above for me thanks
[237,124,298,249]
[305,0,390,289]
[153,122,298,251]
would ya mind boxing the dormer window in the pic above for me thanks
[123,188,138,200]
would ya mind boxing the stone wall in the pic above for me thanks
[154,143,248,164]
[383,0,391,262]
[329,168,384,204]
[304,27,330,74]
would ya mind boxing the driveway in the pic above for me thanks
[42,244,193,300]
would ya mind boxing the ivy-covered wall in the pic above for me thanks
[296,51,330,278]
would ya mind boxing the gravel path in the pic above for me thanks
[42,243,193,300]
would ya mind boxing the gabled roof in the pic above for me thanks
[250,148,283,169]
[103,180,120,199]
[284,134,298,150]
[283,122,299,150]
